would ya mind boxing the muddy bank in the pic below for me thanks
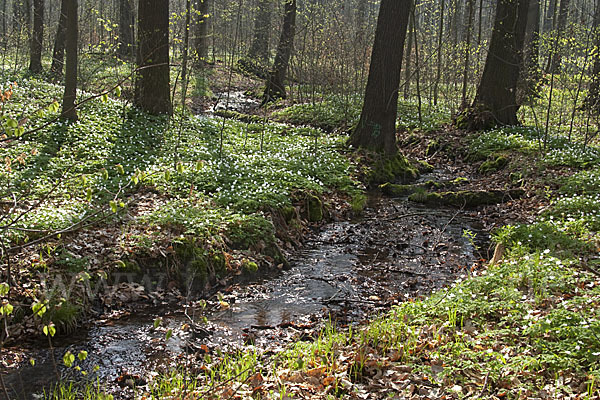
[1,194,488,399]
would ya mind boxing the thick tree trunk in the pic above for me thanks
[517,0,541,104]
[117,0,134,59]
[262,0,297,103]
[194,0,211,65]
[135,0,172,115]
[548,0,571,73]
[50,0,67,78]
[349,0,411,155]
[61,0,78,121]
[28,0,43,73]
[248,0,271,62]
[464,0,529,129]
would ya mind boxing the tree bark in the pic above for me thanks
[434,0,445,105]
[194,0,211,65]
[464,0,529,129]
[263,0,297,103]
[248,0,271,62]
[517,0,541,104]
[61,0,78,121]
[135,0,172,115]
[348,0,411,155]
[585,0,600,112]
[50,0,67,78]
[543,0,557,33]
[28,0,43,73]
[117,0,134,59]
[548,0,571,73]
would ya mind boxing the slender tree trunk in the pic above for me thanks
[194,0,211,65]
[181,0,192,107]
[464,0,529,128]
[403,12,414,100]
[28,0,43,73]
[248,0,271,62]
[518,0,541,104]
[61,0,78,121]
[263,0,297,103]
[50,0,67,78]
[349,0,411,155]
[434,0,445,105]
[585,0,600,112]
[117,0,134,59]
[135,0,172,115]
[543,0,558,33]
[548,0,571,72]
[461,0,475,108]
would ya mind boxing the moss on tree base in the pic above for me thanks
[368,153,419,185]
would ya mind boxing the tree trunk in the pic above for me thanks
[585,0,600,112]
[434,0,445,105]
[28,0,43,73]
[403,12,413,100]
[135,0,172,115]
[348,0,411,155]
[194,0,211,65]
[262,0,297,103]
[50,0,67,78]
[61,0,78,121]
[461,0,475,108]
[543,0,557,33]
[517,0,541,104]
[464,0,529,129]
[248,0,271,62]
[548,0,571,73]
[117,0,134,59]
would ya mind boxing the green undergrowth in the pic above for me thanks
[469,125,600,168]
[142,129,600,399]
[271,95,451,133]
[1,76,359,247]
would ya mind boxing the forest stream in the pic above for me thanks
[2,187,488,399]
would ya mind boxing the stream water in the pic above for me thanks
[2,193,488,399]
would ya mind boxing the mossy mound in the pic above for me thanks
[306,194,324,222]
[409,189,525,207]
[368,153,419,185]
[425,140,442,156]
[479,155,509,174]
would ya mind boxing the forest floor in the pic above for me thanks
[0,63,599,399]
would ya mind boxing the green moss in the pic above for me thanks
[415,160,435,173]
[242,259,259,273]
[307,194,324,222]
[409,189,525,207]
[450,177,469,185]
[479,155,509,174]
[281,205,297,223]
[368,153,419,185]
[426,140,442,156]
[350,193,367,214]
[380,182,421,197]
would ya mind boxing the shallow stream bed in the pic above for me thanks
[2,194,488,399]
